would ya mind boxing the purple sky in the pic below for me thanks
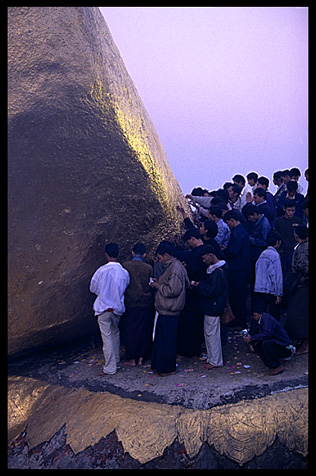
[100,7,308,195]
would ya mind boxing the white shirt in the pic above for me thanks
[90,262,130,316]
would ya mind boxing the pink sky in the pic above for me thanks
[100,7,308,195]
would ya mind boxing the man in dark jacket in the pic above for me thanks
[223,210,250,328]
[243,307,294,375]
[193,245,229,368]
[174,228,208,357]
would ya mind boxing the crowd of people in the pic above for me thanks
[90,167,309,378]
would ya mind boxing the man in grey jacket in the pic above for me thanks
[150,241,189,376]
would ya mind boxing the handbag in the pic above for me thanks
[220,301,235,324]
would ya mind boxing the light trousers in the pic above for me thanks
[97,311,121,374]
[204,315,223,367]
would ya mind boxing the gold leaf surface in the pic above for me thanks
[8,376,308,465]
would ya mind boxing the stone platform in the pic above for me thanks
[8,329,308,469]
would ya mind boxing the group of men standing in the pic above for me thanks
[89,236,232,377]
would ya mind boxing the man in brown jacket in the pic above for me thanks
[122,243,154,366]
[150,241,189,376]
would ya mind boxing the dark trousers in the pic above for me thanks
[177,288,204,357]
[253,293,281,321]
[151,314,179,373]
[120,306,154,361]
[254,340,291,369]
[228,269,248,328]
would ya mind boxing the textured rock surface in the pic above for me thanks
[8,7,189,357]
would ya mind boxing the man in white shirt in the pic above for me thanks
[90,243,130,374]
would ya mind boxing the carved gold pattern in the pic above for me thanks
[8,376,308,465]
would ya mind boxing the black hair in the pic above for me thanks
[183,228,201,241]
[200,244,217,257]
[105,242,119,258]
[257,176,269,188]
[212,188,229,204]
[223,209,241,222]
[273,171,283,180]
[266,230,282,247]
[243,204,259,218]
[294,224,308,240]
[287,181,298,193]
[253,187,266,199]
[232,174,246,186]
[290,167,301,177]
[202,219,218,238]
[133,243,146,255]
[247,172,258,181]
[209,205,223,218]
[156,241,174,257]
[283,199,296,209]
[228,183,242,197]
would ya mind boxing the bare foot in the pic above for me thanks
[268,365,284,376]
[138,357,143,365]
[295,340,308,355]
[157,371,176,377]
[124,359,136,366]
[203,362,217,370]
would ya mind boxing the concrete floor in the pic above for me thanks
[8,328,308,469]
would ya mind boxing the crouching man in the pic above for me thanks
[243,306,295,375]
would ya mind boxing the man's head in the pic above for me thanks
[227,184,242,202]
[105,243,119,261]
[232,174,246,189]
[253,187,266,204]
[283,199,296,219]
[257,176,269,190]
[246,172,258,187]
[286,180,298,198]
[302,199,309,218]
[266,230,282,249]
[294,224,308,242]
[281,170,292,185]
[290,167,301,183]
[252,311,263,322]
[183,228,203,249]
[223,209,241,229]
[200,245,219,266]
[132,242,146,257]
[156,241,174,265]
[273,171,283,187]
[208,205,223,221]
[200,219,218,239]
[243,204,261,223]
[252,301,265,321]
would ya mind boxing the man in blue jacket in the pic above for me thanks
[243,306,294,375]
[242,204,271,309]
[223,210,250,329]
